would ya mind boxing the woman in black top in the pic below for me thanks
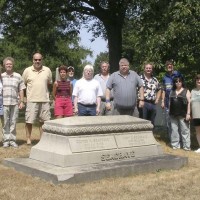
[169,76,191,150]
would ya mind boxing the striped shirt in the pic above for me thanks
[56,80,71,97]
[2,72,26,105]
[107,70,143,108]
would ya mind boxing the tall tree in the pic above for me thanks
[0,1,91,77]
[0,0,134,72]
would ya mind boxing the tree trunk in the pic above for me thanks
[104,22,122,73]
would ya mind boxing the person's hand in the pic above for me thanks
[185,114,191,121]
[74,106,78,115]
[96,107,100,115]
[139,100,144,108]
[106,102,111,110]
[161,101,165,109]
[18,102,25,109]
[155,99,159,104]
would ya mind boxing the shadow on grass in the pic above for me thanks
[153,125,199,150]
[17,139,39,146]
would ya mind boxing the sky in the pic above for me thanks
[79,28,108,64]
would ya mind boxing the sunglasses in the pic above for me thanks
[196,78,200,80]
[175,80,182,83]
[34,59,41,61]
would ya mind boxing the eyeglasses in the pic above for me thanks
[34,59,41,61]
[175,80,182,83]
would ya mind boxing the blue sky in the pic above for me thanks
[79,28,108,64]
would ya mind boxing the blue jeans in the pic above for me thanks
[78,103,96,116]
[170,115,190,149]
[142,102,156,125]
[164,108,172,137]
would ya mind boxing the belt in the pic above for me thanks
[78,103,96,107]
[101,98,114,102]
[144,99,155,104]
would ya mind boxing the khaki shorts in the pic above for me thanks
[25,102,51,123]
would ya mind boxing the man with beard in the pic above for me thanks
[22,53,52,145]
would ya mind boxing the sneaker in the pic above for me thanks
[172,146,180,150]
[195,148,200,153]
[10,142,19,148]
[3,142,10,148]
[183,147,191,151]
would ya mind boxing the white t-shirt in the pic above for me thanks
[72,78,103,105]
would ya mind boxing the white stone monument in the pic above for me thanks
[4,116,187,184]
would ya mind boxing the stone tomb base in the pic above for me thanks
[3,116,188,184]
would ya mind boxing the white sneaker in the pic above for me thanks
[172,146,180,150]
[183,147,191,151]
[195,148,200,153]
[3,142,10,148]
[10,142,18,148]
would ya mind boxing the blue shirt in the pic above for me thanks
[162,71,183,108]
[68,78,77,103]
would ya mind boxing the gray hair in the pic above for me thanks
[84,64,94,71]
[119,58,129,66]
[3,57,15,66]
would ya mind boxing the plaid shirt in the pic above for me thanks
[2,72,26,105]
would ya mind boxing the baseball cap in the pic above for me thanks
[67,66,74,71]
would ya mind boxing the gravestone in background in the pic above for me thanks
[4,115,187,184]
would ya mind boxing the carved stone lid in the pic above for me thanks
[42,115,153,136]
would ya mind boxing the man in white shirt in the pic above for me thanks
[73,64,103,116]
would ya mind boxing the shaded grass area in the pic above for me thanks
[0,120,200,200]
[154,125,199,150]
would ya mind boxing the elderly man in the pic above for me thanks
[22,53,52,145]
[2,57,26,148]
[106,58,144,116]
[73,64,103,116]
[94,61,113,115]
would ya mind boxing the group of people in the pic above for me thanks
[0,53,52,147]
[160,60,200,153]
[0,55,200,154]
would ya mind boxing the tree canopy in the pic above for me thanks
[0,0,91,78]
[0,0,135,72]
[1,0,200,84]
[122,0,200,87]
